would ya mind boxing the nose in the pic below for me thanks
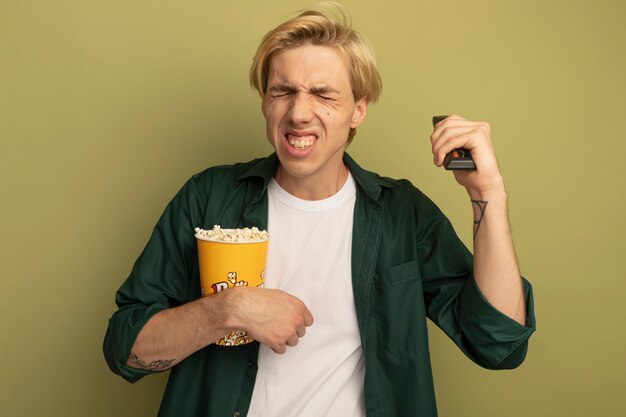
[287,92,314,125]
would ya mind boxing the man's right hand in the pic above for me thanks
[221,286,314,354]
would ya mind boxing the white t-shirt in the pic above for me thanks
[246,173,365,417]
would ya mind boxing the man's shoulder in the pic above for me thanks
[347,159,425,199]
[192,156,270,179]
[376,174,430,206]
[357,168,448,226]
[169,155,275,203]
[188,154,277,187]
[344,153,425,199]
[347,157,440,217]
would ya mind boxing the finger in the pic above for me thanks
[432,127,482,166]
[432,125,475,150]
[433,135,477,167]
[431,115,486,134]
[432,120,490,149]
[430,118,475,146]
[434,118,490,142]
[272,343,287,354]
[296,325,306,338]
[303,307,314,327]
[286,334,299,347]
[432,114,466,129]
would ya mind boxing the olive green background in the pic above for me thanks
[1,0,624,416]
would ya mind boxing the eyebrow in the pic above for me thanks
[267,84,297,94]
[267,84,341,96]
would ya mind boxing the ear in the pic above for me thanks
[350,98,369,128]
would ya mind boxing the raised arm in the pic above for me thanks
[431,115,525,325]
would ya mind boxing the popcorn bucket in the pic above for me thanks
[196,229,268,346]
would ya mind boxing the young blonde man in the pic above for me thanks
[104,5,535,417]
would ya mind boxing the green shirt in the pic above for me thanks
[104,153,536,417]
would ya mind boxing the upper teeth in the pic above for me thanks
[288,135,314,149]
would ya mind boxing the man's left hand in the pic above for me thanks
[430,114,505,199]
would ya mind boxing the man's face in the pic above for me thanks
[262,44,367,196]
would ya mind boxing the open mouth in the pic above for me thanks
[286,133,316,150]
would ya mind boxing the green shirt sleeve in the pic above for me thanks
[415,189,536,370]
[103,174,208,382]
[456,274,535,369]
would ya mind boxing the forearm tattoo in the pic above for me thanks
[471,200,488,240]
[128,351,175,371]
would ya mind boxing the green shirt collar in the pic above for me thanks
[237,152,393,202]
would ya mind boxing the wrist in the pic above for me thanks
[210,287,245,331]
[197,291,237,336]
[466,177,507,201]
[468,189,508,203]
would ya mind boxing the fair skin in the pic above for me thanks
[431,115,525,324]
[262,45,368,200]
[127,44,524,372]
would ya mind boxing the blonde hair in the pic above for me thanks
[250,2,382,143]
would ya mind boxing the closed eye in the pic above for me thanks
[270,92,291,98]
[267,84,297,98]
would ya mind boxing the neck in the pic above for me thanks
[274,163,349,201]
